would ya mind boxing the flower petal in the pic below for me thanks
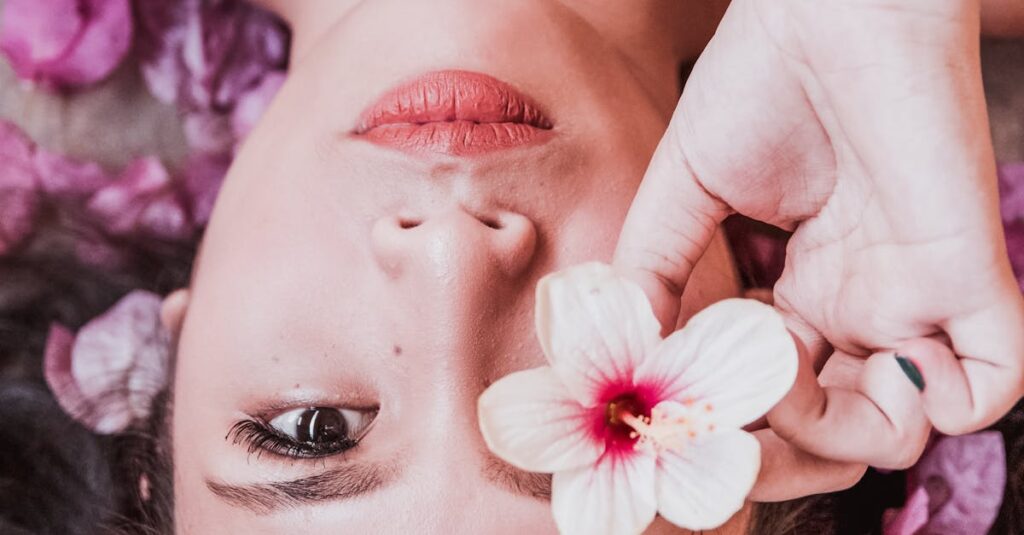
[536,263,662,405]
[478,367,603,473]
[552,453,658,535]
[882,486,930,535]
[656,428,760,531]
[637,299,797,428]
[71,290,171,433]
[909,432,1005,535]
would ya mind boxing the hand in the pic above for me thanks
[614,0,1024,500]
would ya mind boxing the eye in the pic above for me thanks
[229,407,378,459]
[269,407,374,445]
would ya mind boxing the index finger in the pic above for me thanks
[613,119,730,331]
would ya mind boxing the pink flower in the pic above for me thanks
[44,291,172,434]
[478,263,797,535]
[883,486,931,535]
[0,0,133,89]
[87,157,193,241]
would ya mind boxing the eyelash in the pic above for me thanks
[227,418,360,460]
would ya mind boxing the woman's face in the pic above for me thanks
[171,1,740,533]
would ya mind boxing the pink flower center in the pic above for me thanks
[591,381,660,455]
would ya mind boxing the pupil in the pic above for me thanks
[296,407,348,444]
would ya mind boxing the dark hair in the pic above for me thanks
[2,204,1022,535]
[0,203,189,534]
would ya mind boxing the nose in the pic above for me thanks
[371,207,538,283]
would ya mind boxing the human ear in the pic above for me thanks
[160,288,190,335]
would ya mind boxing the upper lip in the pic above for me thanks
[353,70,554,155]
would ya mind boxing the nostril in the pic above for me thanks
[399,218,422,230]
[480,216,503,230]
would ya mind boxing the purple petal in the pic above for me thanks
[39,0,134,88]
[883,486,930,535]
[33,150,110,199]
[133,0,189,104]
[0,0,83,81]
[0,183,40,255]
[999,163,1024,223]
[70,291,171,434]
[908,432,1006,535]
[43,323,93,426]
[86,157,193,240]
[0,0,132,89]
[136,0,289,112]
[0,122,41,254]
[1006,219,1024,293]
[181,152,230,226]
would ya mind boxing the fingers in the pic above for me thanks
[613,121,730,331]
[750,428,867,502]
[906,300,1024,435]
[767,343,933,470]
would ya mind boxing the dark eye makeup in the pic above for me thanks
[228,406,378,459]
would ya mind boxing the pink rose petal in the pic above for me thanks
[33,150,110,199]
[181,151,230,226]
[883,486,930,535]
[909,432,1006,535]
[1006,219,1024,293]
[0,121,41,254]
[0,0,132,89]
[0,0,83,80]
[43,323,92,424]
[67,291,171,434]
[87,157,193,241]
[999,163,1024,223]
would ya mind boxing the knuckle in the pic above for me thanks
[882,427,929,470]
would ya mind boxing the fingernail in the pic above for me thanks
[895,355,925,392]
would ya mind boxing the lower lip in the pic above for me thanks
[355,71,553,156]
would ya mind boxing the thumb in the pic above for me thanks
[613,122,729,332]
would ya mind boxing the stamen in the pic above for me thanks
[619,407,702,454]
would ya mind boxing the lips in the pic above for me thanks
[354,70,553,156]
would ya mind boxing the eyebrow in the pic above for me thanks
[206,462,394,514]
[207,456,551,513]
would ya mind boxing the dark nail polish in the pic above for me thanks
[895,355,925,392]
